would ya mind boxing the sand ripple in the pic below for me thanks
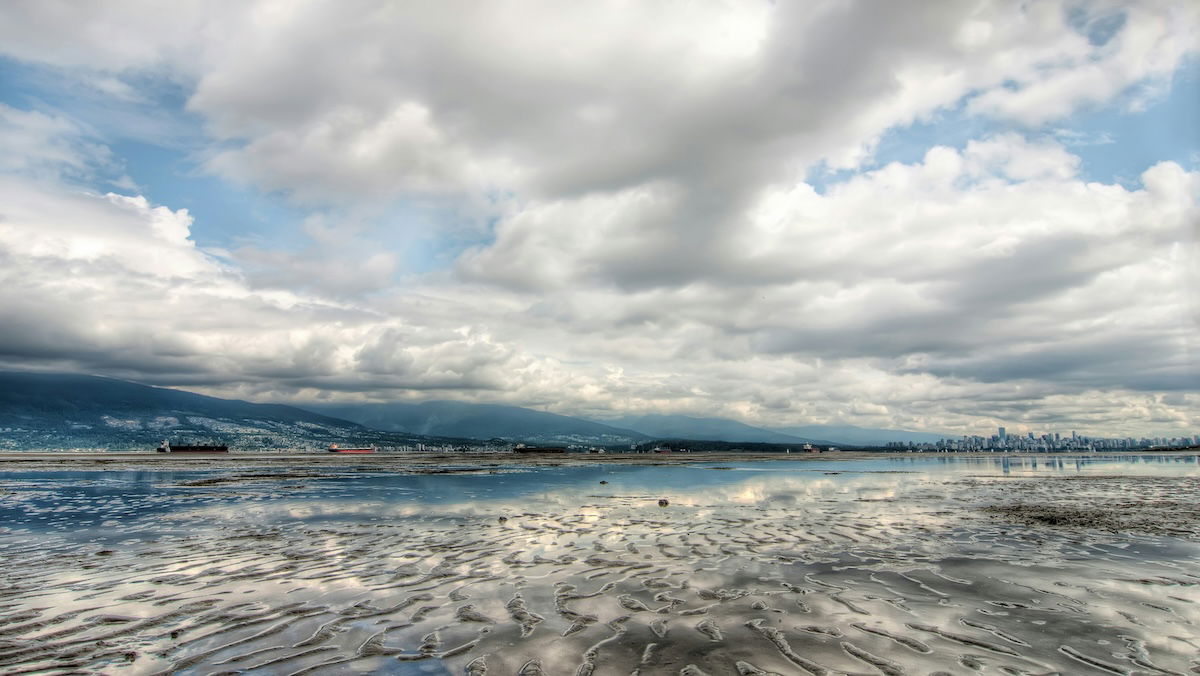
[0,459,1198,673]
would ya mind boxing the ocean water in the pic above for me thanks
[0,454,1197,674]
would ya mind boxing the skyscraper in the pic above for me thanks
[999,427,1007,441]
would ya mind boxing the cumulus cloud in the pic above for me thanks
[0,0,1197,437]
[450,139,1198,432]
[0,184,550,398]
[966,2,1199,123]
[5,2,1194,199]
[0,115,546,397]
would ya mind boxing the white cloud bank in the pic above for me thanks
[0,1,1196,437]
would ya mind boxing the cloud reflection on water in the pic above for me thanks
[0,455,1198,674]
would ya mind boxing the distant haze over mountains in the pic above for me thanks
[308,401,647,445]
[0,371,952,450]
[0,372,346,426]
[304,404,933,447]
[604,414,831,445]
[772,425,949,447]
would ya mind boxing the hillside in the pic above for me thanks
[607,414,828,445]
[307,401,648,445]
[0,372,445,451]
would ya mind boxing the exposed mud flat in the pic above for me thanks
[0,456,1197,674]
[975,475,1200,537]
[0,451,880,473]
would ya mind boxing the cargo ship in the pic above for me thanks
[513,444,566,454]
[328,443,375,454]
[157,440,229,453]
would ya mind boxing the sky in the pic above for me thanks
[0,1,1197,438]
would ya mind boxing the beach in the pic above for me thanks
[1,452,1197,674]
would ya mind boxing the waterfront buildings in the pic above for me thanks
[886,431,1199,452]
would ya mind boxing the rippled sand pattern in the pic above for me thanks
[1,459,1198,674]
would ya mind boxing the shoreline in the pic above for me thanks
[0,448,1194,470]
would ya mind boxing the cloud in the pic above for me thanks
[0,173,542,398]
[193,2,1194,202]
[966,2,1199,124]
[455,138,1197,433]
[0,1,1196,437]
[0,104,109,176]
[6,2,1193,202]
[229,213,403,298]
[0,1,214,72]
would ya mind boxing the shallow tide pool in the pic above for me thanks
[1,454,1198,674]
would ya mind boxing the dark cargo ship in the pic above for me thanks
[513,445,566,454]
[328,443,375,454]
[157,440,229,453]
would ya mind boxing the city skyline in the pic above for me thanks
[891,425,1200,452]
[0,2,1197,438]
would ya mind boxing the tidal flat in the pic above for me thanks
[0,453,1197,674]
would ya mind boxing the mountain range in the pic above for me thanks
[309,401,648,445]
[0,371,950,450]
[603,414,830,445]
[0,371,449,451]
[773,424,948,446]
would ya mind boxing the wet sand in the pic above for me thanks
[0,450,874,469]
[976,474,1200,537]
[1,454,1197,674]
